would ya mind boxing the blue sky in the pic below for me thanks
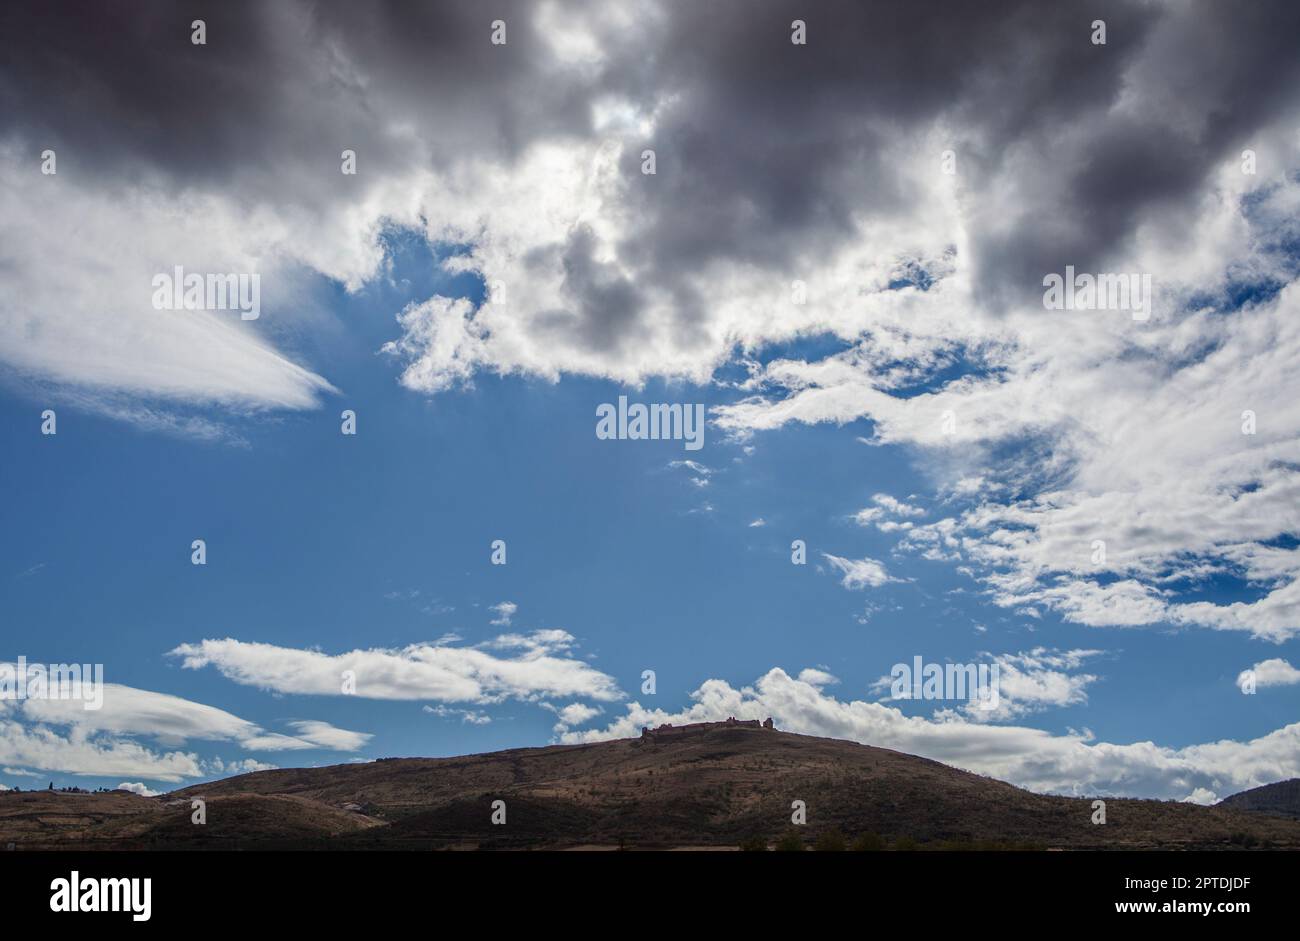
[3,1,1300,803]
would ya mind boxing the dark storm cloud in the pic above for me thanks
[598,0,1299,312]
[609,0,1156,277]
[0,0,594,202]
[966,0,1300,307]
[555,225,648,355]
[3,0,1298,334]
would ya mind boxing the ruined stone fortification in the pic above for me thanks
[639,716,775,742]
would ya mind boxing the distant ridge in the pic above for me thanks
[1218,779,1300,820]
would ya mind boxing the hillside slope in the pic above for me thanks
[7,729,1300,849]
[1218,779,1300,820]
[0,789,383,849]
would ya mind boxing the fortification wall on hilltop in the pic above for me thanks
[639,716,775,741]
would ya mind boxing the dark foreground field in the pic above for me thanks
[5,728,1299,850]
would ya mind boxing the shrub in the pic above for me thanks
[774,829,805,852]
[849,832,884,851]
[892,836,919,851]
[814,829,847,852]
[739,834,769,852]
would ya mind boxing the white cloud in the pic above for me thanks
[545,702,603,734]
[170,631,623,704]
[422,705,491,725]
[116,781,160,797]
[822,553,895,590]
[0,716,201,783]
[205,757,278,777]
[0,147,338,423]
[1238,658,1300,691]
[668,460,713,489]
[10,681,369,753]
[489,601,518,626]
[868,647,1102,723]
[284,720,371,752]
[796,668,839,688]
[854,493,926,529]
[668,460,712,476]
[966,649,1102,722]
[0,675,370,783]
[712,175,1300,642]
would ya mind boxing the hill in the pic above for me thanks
[5,728,1300,850]
[1218,779,1300,820]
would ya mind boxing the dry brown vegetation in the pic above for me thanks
[5,728,1299,850]
[1217,779,1300,820]
[0,790,382,849]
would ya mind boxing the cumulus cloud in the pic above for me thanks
[563,666,1300,800]
[1237,658,1300,692]
[544,702,604,734]
[117,781,160,797]
[489,601,518,626]
[170,630,622,704]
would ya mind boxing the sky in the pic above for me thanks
[1,0,1299,803]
